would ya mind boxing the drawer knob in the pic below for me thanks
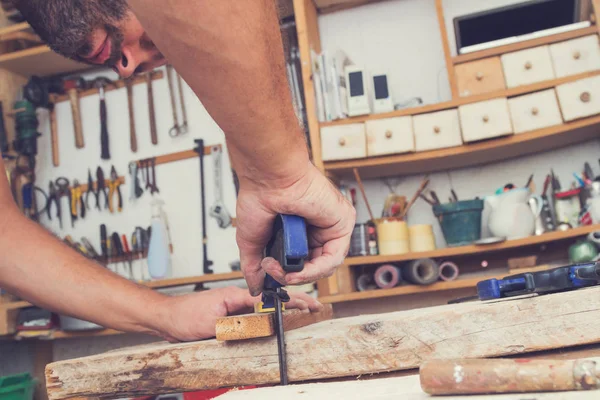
[433,126,441,134]
[385,130,393,139]
[339,137,346,147]
[524,61,532,70]
[531,107,539,116]
[581,91,591,103]
[475,72,484,81]
[573,51,581,60]
[482,115,489,123]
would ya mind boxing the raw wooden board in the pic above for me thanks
[216,305,333,341]
[217,367,600,399]
[46,287,600,400]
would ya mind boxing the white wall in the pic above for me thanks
[318,0,600,247]
[34,67,240,281]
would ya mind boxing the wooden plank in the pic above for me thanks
[218,363,600,399]
[135,144,218,168]
[0,22,31,36]
[144,271,244,289]
[215,305,333,341]
[45,287,600,399]
[453,26,598,65]
[316,0,388,14]
[324,112,600,179]
[293,0,323,171]
[593,1,600,36]
[435,0,458,99]
[49,71,164,103]
[320,68,600,128]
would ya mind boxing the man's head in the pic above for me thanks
[15,0,167,77]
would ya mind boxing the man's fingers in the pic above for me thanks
[286,298,309,312]
[284,237,348,285]
[239,243,266,296]
[261,257,287,285]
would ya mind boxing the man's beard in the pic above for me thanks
[102,25,125,68]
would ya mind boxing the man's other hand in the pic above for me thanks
[159,287,323,342]
[236,162,356,296]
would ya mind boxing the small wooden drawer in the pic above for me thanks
[508,89,563,134]
[320,124,367,161]
[413,109,462,152]
[555,75,600,122]
[501,45,556,88]
[455,57,506,97]
[549,35,600,78]
[366,117,414,157]
[458,98,513,143]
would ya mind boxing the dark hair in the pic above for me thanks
[14,0,127,58]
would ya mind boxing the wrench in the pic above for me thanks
[176,73,188,134]
[209,145,232,228]
[128,162,143,200]
[166,64,181,137]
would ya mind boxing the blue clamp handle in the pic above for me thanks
[262,215,309,309]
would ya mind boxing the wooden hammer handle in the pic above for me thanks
[146,73,158,145]
[68,88,84,149]
[126,81,137,153]
[50,107,59,167]
[420,358,600,395]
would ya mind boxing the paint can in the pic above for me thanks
[376,218,410,255]
[349,224,369,257]
[409,224,436,252]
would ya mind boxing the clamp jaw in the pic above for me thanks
[476,262,600,301]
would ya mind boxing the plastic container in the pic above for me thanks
[0,373,36,400]
[375,219,410,255]
[433,199,484,247]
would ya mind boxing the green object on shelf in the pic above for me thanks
[433,199,484,247]
[0,373,36,400]
[568,240,598,263]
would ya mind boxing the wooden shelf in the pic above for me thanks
[453,26,598,65]
[325,113,600,179]
[345,224,600,266]
[10,328,124,340]
[0,45,90,77]
[0,22,31,36]
[319,265,544,304]
[320,69,600,128]
[144,271,244,289]
[313,0,387,14]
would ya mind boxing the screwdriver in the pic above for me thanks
[121,234,133,279]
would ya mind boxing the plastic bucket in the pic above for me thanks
[433,199,484,247]
[0,373,36,400]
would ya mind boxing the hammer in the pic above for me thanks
[91,77,114,160]
[63,77,86,149]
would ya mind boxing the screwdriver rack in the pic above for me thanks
[96,245,174,265]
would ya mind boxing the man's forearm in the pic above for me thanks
[0,204,167,335]
[128,0,309,187]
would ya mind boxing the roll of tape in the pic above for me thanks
[374,264,402,289]
[356,273,376,292]
[438,261,459,281]
[404,258,440,285]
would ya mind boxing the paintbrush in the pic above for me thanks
[352,168,375,222]
[400,177,430,219]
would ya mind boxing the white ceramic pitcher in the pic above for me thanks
[486,188,543,239]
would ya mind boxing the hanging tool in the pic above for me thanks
[121,234,133,279]
[134,226,150,280]
[108,165,123,213]
[128,162,143,200]
[110,232,125,276]
[124,77,137,153]
[22,76,63,166]
[96,167,109,210]
[100,224,108,260]
[257,214,309,385]
[55,177,73,227]
[81,237,99,259]
[145,72,158,145]
[84,168,96,210]
[70,180,85,223]
[91,77,114,160]
[46,181,62,229]
[0,102,8,155]
[194,139,213,274]
[450,261,600,303]
[166,64,181,137]
[150,158,159,194]
[210,145,232,228]
[176,72,188,133]
[63,77,86,149]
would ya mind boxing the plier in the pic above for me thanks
[96,167,109,210]
[108,165,123,213]
[46,181,63,229]
[70,180,85,223]
[85,168,98,210]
